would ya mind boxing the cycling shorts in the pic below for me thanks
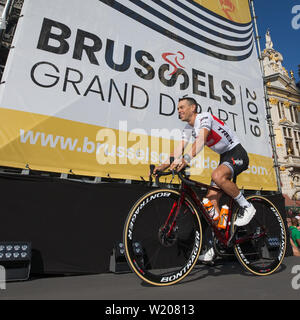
[219,143,249,178]
[210,143,249,187]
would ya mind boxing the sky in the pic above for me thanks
[252,0,300,83]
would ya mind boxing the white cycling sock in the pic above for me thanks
[234,192,251,208]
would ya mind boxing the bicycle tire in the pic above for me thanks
[232,195,287,276]
[123,189,202,286]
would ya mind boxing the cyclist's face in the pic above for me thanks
[177,100,195,122]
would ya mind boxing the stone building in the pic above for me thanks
[0,0,24,76]
[262,31,300,209]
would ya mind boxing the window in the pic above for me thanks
[283,126,295,155]
[277,101,285,119]
[294,130,300,156]
[296,141,300,156]
[293,106,299,123]
[285,138,295,155]
[288,105,299,124]
[290,106,295,122]
[277,103,281,118]
[283,127,287,136]
[280,102,286,118]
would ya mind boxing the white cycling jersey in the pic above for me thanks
[182,112,240,154]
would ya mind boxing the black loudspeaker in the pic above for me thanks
[0,242,31,282]
[109,242,131,273]
[109,242,144,274]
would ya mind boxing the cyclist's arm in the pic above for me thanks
[170,128,209,171]
[184,128,210,161]
[153,139,188,174]
[173,139,188,160]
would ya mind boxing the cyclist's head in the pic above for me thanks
[178,97,198,113]
[177,97,198,122]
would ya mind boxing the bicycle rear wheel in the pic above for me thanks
[124,189,202,286]
[232,195,286,276]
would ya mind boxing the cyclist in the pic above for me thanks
[153,97,256,262]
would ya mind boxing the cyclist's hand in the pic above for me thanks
[152,163,169,176]
[170,158,188,172]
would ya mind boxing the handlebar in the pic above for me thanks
[149,165,197,187]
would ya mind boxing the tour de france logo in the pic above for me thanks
[219,0,236,21]
[162,52,185,76]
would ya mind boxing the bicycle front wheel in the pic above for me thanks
[124,189,202,286]
[232,195,287,276]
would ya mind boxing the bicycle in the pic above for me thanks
[123,167,287,286]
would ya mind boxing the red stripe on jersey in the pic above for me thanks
[206,130,222,147]
[212,115,224,126]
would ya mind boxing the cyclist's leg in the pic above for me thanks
[200,152,247,262]
[211,165,252,211]
[206,185,222,214]
[211,164,239,199]
[198,223,215,262]
[199,180,223,262]
[206,152,229,214]
[212,144,250,207]
[214,145,257,226]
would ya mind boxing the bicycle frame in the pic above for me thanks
[176,179,235,247]
[154,169,267,249]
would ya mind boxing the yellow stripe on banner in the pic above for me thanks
[193,0,252,24]
[0,108,277,190]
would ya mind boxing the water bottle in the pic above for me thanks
[218,205,229,230]
[202,198,219,221]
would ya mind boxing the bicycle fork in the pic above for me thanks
[160,193,185,241]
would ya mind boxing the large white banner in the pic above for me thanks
[0,0,277,190]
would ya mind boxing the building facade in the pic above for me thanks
[262,31,300,207]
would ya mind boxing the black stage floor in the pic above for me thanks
[1,256,300,300]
